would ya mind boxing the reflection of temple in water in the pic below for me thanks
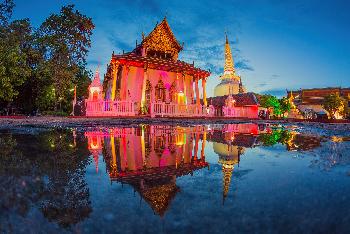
[85,123,272,210]
[207,123,268,202]
[85,125,208,216]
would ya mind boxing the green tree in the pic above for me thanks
[0,2,93,114]
[259,94,281,117]
[279,97,291,118]
[322,93,346,119]
[38,5,94,112]
[0,0,14,26]
[0,1,32,104]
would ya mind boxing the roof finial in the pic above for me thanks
[142,31,145,40]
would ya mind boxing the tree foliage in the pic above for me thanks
[259,94,293,118]
[0,0,14,26]
[0,1,94,114]
[0,1,32,102]
[279,97,291,117]
[322,93,346,119]
[259,94,281,117]
[37,5,94,111]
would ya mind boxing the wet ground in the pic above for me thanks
[0,123,350,233]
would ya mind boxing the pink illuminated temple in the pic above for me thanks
[85,18,260,118]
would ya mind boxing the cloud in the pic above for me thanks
[271,74,280,79]
[235,59,254,71]
[256,82,268,88]
[259,88,287,98]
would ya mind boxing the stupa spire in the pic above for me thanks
[222,164,234,203]
[224,34,235,76]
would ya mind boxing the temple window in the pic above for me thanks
[154,136,165,157]
[155,79,166,102]
[144,126,152,157]
[145,80,152,104]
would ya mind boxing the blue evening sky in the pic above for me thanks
[13,0,350,97]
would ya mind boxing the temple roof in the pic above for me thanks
[112,52,210,78]
[110,161,208,216]
[110,18,210,78]
[206,93,259,107]
[137,18,183,54]
[90,70,102,87]
[138,181,179,217]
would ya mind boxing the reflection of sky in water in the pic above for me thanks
[1,123,350,233]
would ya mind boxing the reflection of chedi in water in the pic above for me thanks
[85,126,208,216]
[208,124,265,202]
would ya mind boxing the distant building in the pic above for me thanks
[287,87,350,119]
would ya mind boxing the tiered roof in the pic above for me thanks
[111,18,210,78]
[110,161,208,216]
[112,52,210,77]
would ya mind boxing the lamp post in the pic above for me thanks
[71,86,76,116]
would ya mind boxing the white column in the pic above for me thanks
[111,62,119,101]
[202,77,207,106]
[141,68,147,110]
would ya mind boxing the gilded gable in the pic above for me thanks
[141,18,183,60]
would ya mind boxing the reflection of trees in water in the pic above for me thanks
[258,129,323,151]
[0,134,45,231]
[0,130,91,230]
[258,129,293,146]
[258,128,350,170]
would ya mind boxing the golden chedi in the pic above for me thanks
[214,35,246,97]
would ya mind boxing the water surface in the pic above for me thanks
[1,123,350,233]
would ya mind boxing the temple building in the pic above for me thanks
[214,35,246,97]
[85,18,212,117]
